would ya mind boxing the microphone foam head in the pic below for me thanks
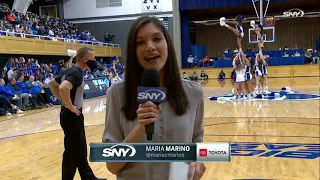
[67,49,77,57]
[141,68,160,87]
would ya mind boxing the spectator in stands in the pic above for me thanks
[193,56,200,68]
[187,55,194,68]
[84,71,94,79]
[15,74,41,109]
[44,73,54,88]
[283,52,289,57]
[312,50,319,64]
[94,66,105,77]
[284,45,289,50]
[294,51,301,57]
[246,46,252,52]
[0,78,24,112]
[7,65,15,80]
[0,95,23,115]
[203,56,209,67]
[305,50,313,64]
[26,75,52,107]
[6,77,30,111]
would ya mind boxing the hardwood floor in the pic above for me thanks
[0,77,319,180]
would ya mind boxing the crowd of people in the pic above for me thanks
[0,55,124,116]
[187,45,319,68]
[0,4,99,43]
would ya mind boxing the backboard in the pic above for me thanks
[249,26,275,43]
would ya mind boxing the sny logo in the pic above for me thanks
[102,144,136,157]
[283,8,304,17]
[199,149,207,156]
[137,87,167,103]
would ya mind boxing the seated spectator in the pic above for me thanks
[6,77,31,111]
[0,78,23,112]
[15,74,42,109]
[200,70,208,80]
[0,95,23,115]
[218,70,226,81]
[44,73,54,88]
[294,51,301,57]
[84,71,95,79]
[203,56,209,67]
[305,50,313,64]
[110,69,122,84]
[25,75,52,107]
[182,72,188,80]
[312,50,319,64]
[283,52,289,57]
[94,66,105,77]
[284,45,289,50]
[7,65,15,80]
[189,71,198,81]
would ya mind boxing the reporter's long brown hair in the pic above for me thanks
[123,16,189,120]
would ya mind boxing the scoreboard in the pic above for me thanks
[264,16,275,27]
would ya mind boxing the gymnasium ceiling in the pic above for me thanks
[187,0,320,21]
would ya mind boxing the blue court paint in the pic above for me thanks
[230,142,320,159]
[208,88,320,101]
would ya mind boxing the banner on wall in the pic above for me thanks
[141,0,162,12]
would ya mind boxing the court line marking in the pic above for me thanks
[1,120,319,140]
[0,96,107,124]
[203,121,320,127]
[204,134,320,138]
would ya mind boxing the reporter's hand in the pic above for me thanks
[188,162,206,180]
[67,105,81,116]
[136,101,161,126]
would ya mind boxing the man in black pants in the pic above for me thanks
[49,47,106,180]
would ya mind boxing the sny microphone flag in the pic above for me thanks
[89,143,230,162]
[137,87,167,103]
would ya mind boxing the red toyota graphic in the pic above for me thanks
[199,149,207,156]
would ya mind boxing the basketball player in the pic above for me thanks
[220,15,246,52]
[48,47,106,180]
[254,53,263,94]
[232,53,247,100]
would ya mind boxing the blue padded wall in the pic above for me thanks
[180,11,191,68]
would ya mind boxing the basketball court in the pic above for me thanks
[0,75,318,180]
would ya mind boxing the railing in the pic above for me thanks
[0,30,120,47]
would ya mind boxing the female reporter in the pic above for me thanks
[102,16,206,180]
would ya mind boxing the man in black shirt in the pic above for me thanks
[48,47,106,180]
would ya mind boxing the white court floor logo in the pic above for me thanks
[207,88,320,102]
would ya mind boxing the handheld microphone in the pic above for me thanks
[137,68,167,140]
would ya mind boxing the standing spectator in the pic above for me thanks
[193,56,200,68]
[187,55,194,68]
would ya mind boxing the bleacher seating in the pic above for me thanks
[0,6,119,47]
